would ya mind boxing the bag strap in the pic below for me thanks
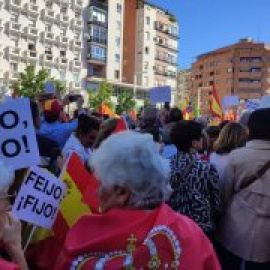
[237,160,270,192]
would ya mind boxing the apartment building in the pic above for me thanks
[86,0,125,91]
[191,38,270,114]
[176,69,192,105]
[135,1,178,103]
[87,0,179,103]
[0,0,87,93]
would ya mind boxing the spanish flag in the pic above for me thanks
[99,104,118,118]
[210,83,223,119]
[26,153,100,269]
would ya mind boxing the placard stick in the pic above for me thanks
[24,225,37,251]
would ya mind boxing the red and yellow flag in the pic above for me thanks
[99,104,118,118]
[210,83,223,119]
[27,153,100,269]
[113,117,128,134]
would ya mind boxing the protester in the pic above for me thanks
[55,131,221,269]
[38,97,83,148]
[204,125,221,154]
[168,120,221,237]
[210,122,248,183]
[30,100,62,175]
[63,114,100,164]
[215,109,270,270]
[0,160,28,270]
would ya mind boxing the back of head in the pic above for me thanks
[205,126,221,139]
[141,107,158,128]
[214,121,248,154]
[90,131,171,207]
[43,99,63,123]
[77,114,100,135]
[171,120,203,152]
[248,109,270,141]
[239,110,252,127]
[168,108,183,123]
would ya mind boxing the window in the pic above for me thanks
[59,70,66,80]
[29,19,36,27]
[46,1,53,9]
[115,37,120,47]
[28,44,35,51]
[30,0,36,3]
[10,62,18,72]
[73,72,79,82]
[117,20,121,30]
[11,13,19,23]
[60,27,66,36]
[92,25,107,42]
[116,3,122,13]
[60,50,66,57]
[145,31,150,41]
[145,46,149,54]
[146,16,150,25]
[114,70,120,79]
[74,52,80,60]
[115,53,120,62]
[92,8,106,24]
[144,62,149,70]
[91,45,106,60]
[45,45,52,55]
[45,23,52,32]
[144,76,149,85]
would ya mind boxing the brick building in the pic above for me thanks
[191,38,270,114]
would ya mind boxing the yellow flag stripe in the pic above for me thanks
[60,172,91,227]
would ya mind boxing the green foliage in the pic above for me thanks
[15,65,49,99]
[115,89,136,115]
[88,81,113,110]
[51,78,67,97]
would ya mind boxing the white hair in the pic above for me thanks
[89,131,172,207]
[0,159,15,193]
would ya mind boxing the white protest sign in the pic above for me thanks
[12,166,66,229]
[0,98,40,169]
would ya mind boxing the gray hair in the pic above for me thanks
[89,131,172,208]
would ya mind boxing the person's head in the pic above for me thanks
[76,114,100,148]
[238,110,252,127]
[219,120,230,131]
[93,118,119,149]
[167,108,183,123]
[214,122,248,155]
[140,107,158,129]
[170,120,204,152]
[30,100,40,130]
[248,109,270,141]
[89,131,172,212]
[43,99,63,123]
[0,160,15,238]
[204,125,221,152]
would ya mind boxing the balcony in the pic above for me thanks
[57,35,69,45]
[24,3,39,15]
[238,71,262,79]
[89,0,108,11]
[73,0,83,9]
[72,18,83,30]
[42,54,53,63]
[155,56,177,66]
[24,26,39,37]
[87,53,106,65]
[88,36,107,45]
[72,40,82,49]
[57,13,70,25]
[43,31,54,42]
[155,41,178,53]
[10,0,21,10]
[8,22,21,34]
[23,50,38,61]
[43,8,55,20]
[10,72,20,80]
[154,22,179,40]
[8,47,21,58]
[57,57,68,67]
[155,70,168,77]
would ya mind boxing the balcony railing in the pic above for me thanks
[57,13,69,24]
[155,41,178,53]
[10,72,20,80]
[88,36,107,45]
[23,50,38,60]
[24,26,39,37]
[43,54,53,62]
[9,47,21,58]
[43,9,55,20]
[88,17,108,28]
[57,35,69,44]
[8,22,21,33]
[155,56,177,66]
[43,31,54,41]
[87,53,106,63]
[24,3,39,14]
[10,0,21,9]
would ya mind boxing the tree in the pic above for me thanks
[88,81,113,110]
[15,65,49,99]
[115,89,136,115]
[51,78,67,97]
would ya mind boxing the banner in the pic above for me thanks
[0,98,40,169]
[12,166,66,229]
[222,96,240,107]
[44,81,55,94]
[150,86,171,104]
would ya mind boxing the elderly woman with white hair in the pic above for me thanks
[0,160,28,269]
[56,131,220,269]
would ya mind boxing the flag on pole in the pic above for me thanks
[26,153,100,269]
[210,83,223,119]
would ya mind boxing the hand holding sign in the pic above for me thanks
[0,98,40,169]
[12,167,66,229]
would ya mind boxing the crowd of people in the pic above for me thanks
[1,94,270,270]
